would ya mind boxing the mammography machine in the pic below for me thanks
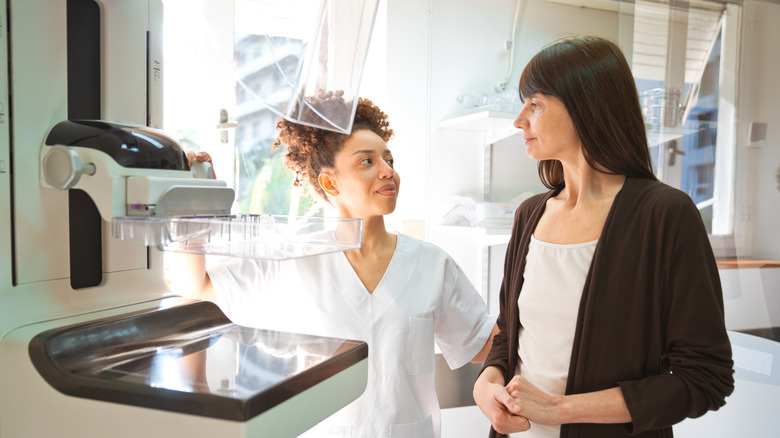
[0,0,378,436]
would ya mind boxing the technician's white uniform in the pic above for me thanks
[207,233,496,438]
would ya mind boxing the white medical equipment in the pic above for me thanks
[0,0,378,436]
[674,330,780,437]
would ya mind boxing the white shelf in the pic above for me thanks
[438,111,521,144]
[438,110,516,130]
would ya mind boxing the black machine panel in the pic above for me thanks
[29,300,368,421]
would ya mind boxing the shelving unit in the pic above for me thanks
[434,111,522,310]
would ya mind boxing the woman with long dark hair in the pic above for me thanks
[472,36,733,438]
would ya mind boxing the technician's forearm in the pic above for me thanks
[471,324,499,363]
[165,252,216,302]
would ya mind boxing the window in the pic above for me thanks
[629,0,738,238]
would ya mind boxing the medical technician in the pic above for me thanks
[472,36,734,438]
[198,95,497,438]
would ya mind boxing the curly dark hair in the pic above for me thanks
[272,92,394,201]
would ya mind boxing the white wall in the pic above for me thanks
[381,0,433,234]
[718,0,780,341]
[734,0,780,261]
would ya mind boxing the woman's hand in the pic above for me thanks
[504,376,563,426]
[505,377,632,426]
[186,150,216,179]
[474,366,531,434]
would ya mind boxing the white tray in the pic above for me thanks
[112,214,363,260]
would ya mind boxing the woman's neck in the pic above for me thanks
[355,215,393,257]
[559,160,626,207]
[340,215,397,294]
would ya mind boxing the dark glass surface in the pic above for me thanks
[87,325,361,402]
[29,301,368,421]
[44,120,191,170]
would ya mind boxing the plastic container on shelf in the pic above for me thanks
[456,88,522,114]
[112,214,363,260]
[640,87,683,128]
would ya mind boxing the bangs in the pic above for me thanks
[518,53,556,103]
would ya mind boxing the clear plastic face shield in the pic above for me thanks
[236,0,380,134]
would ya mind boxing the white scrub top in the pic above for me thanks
[207,233,496,438]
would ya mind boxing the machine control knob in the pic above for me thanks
[42,145,96,189]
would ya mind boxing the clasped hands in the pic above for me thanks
[475,374,562,435]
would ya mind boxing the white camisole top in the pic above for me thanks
[510,234,598,438]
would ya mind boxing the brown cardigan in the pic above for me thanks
[481,177,734,437]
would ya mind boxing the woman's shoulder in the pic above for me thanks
[520,191,553,208]
[396,233,460,268]
[617,178,706,237]
[510,189,555,226]
[623,177,697,212]
[397,233,445,257]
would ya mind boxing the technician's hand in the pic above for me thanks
[505,376,562,426]
[186,150,216,179]
[474,366,531,434]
